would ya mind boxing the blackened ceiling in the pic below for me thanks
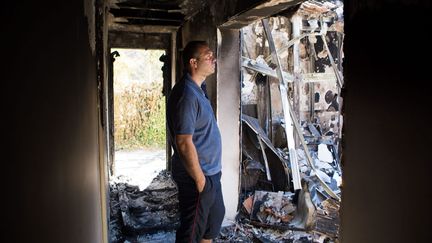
[109,0,208,27]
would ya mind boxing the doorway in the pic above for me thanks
[108,48,179,243]
[110,48,167,189]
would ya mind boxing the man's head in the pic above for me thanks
[182,41,215,77]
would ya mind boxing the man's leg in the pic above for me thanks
[202,173,225,241]
[175,175,213,243]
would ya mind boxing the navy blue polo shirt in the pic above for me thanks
[167,73,222,176]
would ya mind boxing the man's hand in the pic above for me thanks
[196,176,206,193]
[176,134,206,193]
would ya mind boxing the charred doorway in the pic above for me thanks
[110,48,167,188]
[107,31,179,242]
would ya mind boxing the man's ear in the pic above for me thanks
[189,58,197,69]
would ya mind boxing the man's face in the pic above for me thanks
[194,45,216,76]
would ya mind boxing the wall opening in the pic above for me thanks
[233,1,344,241]
[110,48,167,189]
[108,48,179,243]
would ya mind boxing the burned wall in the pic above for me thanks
[4,0,105,242]
[181,7,218,113]
[240,1,344,148]
[216,29,241,221]
[296,2,344,139]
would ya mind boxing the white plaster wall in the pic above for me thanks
[217,29,240,220]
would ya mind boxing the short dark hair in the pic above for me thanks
[182,40,208,72]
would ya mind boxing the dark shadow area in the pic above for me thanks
[341,1,432,242]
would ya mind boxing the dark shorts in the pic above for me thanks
[173,172,225,243]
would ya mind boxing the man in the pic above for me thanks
[166,41,225,243]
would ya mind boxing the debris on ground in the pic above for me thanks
[109,170,179,243]
[215,222,337,243]
[110,169,340,242]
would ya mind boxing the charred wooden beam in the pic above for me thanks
[123,19,182,26]
[116,0,181,10]
[109,31,171,50]
[110,8,184,20]
[108,22,178,33]
[115,2,182,13]
[220,0,303,28]
[119,16,182,23]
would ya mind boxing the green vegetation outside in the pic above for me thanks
[113,49,166,150]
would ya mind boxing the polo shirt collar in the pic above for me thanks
[184,73,208,99]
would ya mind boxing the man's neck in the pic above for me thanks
[189,72,206,87]
[188,71,206,87]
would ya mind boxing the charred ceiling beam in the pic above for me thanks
[110,8,184,21]
[220,0,304,29]
[109,31,171,50]
[120,19,182,26]
[109,22,178,33]
[115,0,181,8]
[117,17,182,23]
[115,2,182,13]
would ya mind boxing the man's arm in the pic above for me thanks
[175,134,205,192]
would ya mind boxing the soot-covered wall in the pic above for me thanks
[4,0,104,242]
[341,1,431,243]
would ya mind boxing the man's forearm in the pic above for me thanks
[176,136,205,191]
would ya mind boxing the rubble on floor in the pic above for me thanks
[110,169,340,243]
[109,170,179,243]
[238,127,342,240]
[252,191,296,225]
[240,111,341,237]
[216,223,337,243]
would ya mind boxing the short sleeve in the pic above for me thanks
[173,95,197,134]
